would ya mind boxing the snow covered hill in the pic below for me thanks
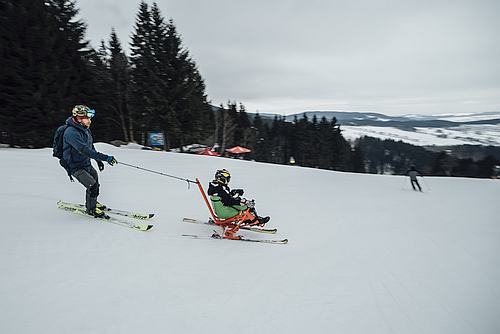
[293,110,500,124]
[1,144,499,334]
[341,124,500,146]
[254,110,500,147]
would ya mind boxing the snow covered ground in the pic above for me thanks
[342,124,500,146]
[405,111,500,123]
[1,144,499,334]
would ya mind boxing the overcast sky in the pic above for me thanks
[76,0,500,116]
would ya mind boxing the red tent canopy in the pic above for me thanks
[227,146,251,154]
[197,148,220,156]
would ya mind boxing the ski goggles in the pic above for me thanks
[76,109,95,118]
[218,174,230,184]
[86,109,95,118]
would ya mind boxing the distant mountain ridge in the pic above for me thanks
[284,111,500,128]
[214,105,500,127]
[249,110,500,147]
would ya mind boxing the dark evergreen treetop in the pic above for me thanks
[0,0,92,147]
[129,1,212,148]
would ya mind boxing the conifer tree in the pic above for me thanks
[292,115,310,166]
[307,115,320,167]
[269,116,288,164]
[328,117,350,170]
[163,17,212,147]
[351,142,366,172]
[45,0,93,108]
[0,0,48,145]
[0,0,92,147]
[129,1,212,148]
[475,155,498,177]
[179,59,212,146]
[108,30,133,142]
[316,117,333,169]
[218,103,237,153]
[252,113,271,162]
[83,40,112,140]
[130,1,156,140]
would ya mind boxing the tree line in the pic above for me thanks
[211,103,365,172]
[0,0,213,148]
[357,136,500,178]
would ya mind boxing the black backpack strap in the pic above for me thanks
[61,126,74,182]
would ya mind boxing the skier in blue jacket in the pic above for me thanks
[63,105,118,218]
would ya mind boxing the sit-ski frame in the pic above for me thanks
[196,178,259,239]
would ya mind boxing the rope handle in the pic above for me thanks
[118,161,198,189]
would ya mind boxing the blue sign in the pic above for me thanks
[150,133,164,146]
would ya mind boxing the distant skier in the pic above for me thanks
[207,169,270,224]
[406,165,423,192]
[59,105,118,218]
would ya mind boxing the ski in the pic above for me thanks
[58,204,153,231]
[182,218,277,234]
[57,200,154,220]
[182,233,288,244]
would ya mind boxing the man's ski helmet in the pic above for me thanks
[215,169,231,185]
[72,105,95,118]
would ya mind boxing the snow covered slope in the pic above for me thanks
[342,124,500,146]
[1,144,499,334]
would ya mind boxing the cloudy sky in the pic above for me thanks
[76,0,500,116]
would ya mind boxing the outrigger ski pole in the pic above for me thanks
[422,176,431,191]
[118,161,198,188]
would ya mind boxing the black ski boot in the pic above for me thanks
[258,216,270,225]
[96,202,107,210]
[87,207,106,218]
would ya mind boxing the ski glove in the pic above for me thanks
[107,156,117,166]
[97,160,105,172]
[231,189,244,196]
[246,199,255,209]
[240,198,255,209]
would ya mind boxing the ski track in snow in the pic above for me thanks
[0,143,499,334]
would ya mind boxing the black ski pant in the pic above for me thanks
[73,167,100,211]
[411,179,422,191]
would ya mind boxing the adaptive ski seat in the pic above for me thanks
[195,178,262,239]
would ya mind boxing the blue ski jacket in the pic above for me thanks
[62,117,109,174]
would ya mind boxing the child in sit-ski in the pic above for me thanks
[207,169,270,225]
